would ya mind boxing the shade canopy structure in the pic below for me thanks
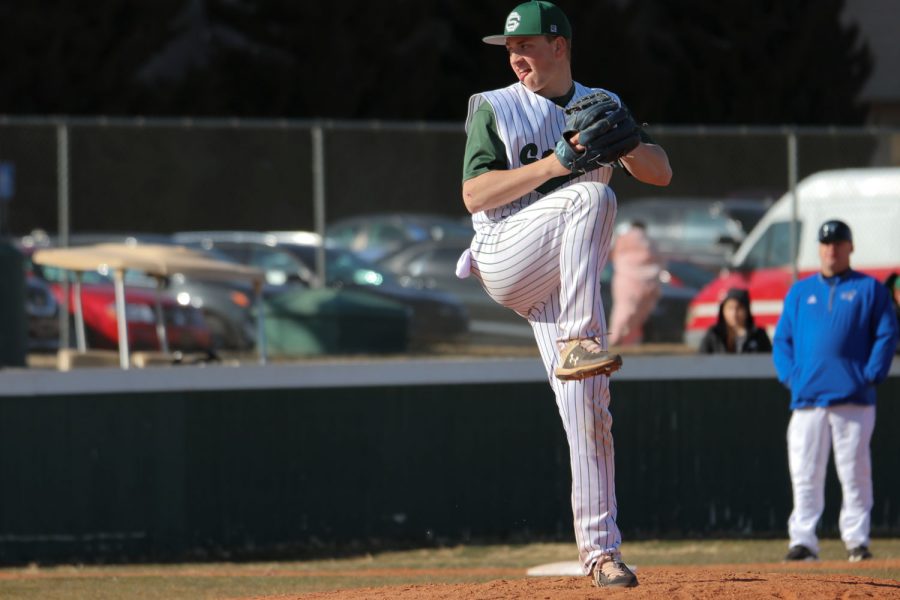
[32,243,267,369]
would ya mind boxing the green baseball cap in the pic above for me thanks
[483,1,572,45]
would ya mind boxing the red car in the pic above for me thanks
[17,240,212,353]
[48,282,212,353]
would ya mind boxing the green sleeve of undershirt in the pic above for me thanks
[461,101,574,192]
[462,102,508,182]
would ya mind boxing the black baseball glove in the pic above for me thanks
[555,91,641,174]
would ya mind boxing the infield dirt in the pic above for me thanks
[243,560,900,599]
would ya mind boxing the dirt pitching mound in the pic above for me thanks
[245,561,900,600]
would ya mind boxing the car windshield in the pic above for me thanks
[36,264,149,286]
[736,221,800,269]
[723,207,767,234]
[617,201,745,251]
[681,208,743,247]
[283,244,399,287]
[38,265,200,289]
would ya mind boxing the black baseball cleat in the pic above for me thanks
[554,338,623,381]
[848,546,873,562]
[591,555,638,588]
[783,545,818,562]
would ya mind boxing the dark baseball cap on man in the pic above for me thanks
[483,1,572,45]
[818,219,853,244]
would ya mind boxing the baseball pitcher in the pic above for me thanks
[457,0,672,589]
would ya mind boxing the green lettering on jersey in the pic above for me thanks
[519,143,539,165]
[520,144,558,165]
[518,143,575,193]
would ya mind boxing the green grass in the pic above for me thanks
[1,539,898,600]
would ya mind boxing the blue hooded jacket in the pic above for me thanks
[773,270,898,409]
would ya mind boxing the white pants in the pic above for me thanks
[787,404,876,553]
[471,182,619,573]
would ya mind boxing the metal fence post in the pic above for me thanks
[57,122,71,349]
[311,125,326,289]
[787,130,799,283]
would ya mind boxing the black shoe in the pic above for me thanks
[848,546,873,562]
[784,545,818,561]
[591,556,638,588]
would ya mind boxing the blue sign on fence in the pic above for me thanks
[0,162,15,202]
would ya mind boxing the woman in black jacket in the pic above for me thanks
[699,287,772,353]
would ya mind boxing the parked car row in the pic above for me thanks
[14,227,471,357]
[325,208,753,346]
[22,170,871,360]
[375,237,704,346]
[12,216,714,357]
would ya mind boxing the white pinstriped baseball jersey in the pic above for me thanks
[462,81,628,573]
[464,82,617,232]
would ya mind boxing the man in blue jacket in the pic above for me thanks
[774,219,898,562]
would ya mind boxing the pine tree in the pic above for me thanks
[623,0,872,124]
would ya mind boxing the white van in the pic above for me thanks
[684,168,900,347]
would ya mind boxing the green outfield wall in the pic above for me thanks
[0,356,897,563]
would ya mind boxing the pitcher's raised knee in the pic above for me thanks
[567,182,617,213]
[563,182,618,240]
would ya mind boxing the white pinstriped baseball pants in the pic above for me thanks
[787,404,876,553]
[471,182,620,573]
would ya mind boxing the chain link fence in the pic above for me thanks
[1,117,898,354]
[1,117,897,238]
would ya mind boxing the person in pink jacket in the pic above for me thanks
[608,221,663,346]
